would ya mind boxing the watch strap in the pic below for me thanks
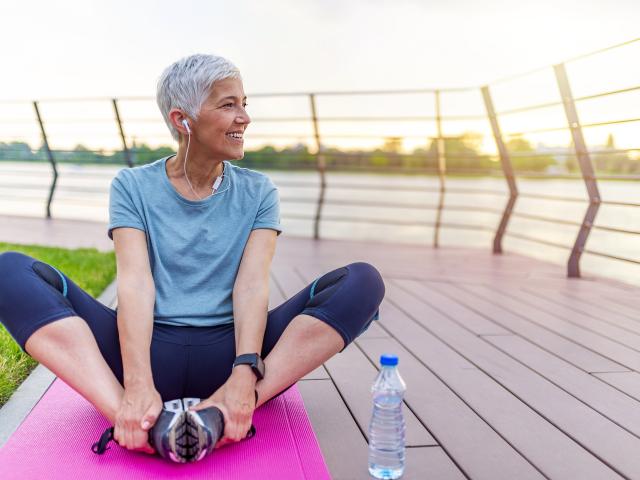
[233,353,265,380]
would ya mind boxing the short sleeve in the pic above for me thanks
[108,173,146,239]
[251,179,283,236]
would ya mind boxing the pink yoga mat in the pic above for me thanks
[0,379,331,479]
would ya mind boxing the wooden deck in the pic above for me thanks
[270,236,640,480]
[3,214,639,479]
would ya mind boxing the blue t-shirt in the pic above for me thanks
[108,156,282,328]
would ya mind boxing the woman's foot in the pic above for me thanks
[187,403,225,460]
[148,399,190,462]
[149,398,224,463]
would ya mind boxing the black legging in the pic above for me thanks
[0,251,385,400]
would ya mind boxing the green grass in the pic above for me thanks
[0,243,116,407]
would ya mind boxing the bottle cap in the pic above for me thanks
[380,353,398,366]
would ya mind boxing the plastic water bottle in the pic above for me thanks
[368,353,406,479]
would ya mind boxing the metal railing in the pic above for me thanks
[1,37,639,279]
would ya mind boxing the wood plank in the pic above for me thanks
[274,236,636,294]
[358,337,545,480]
[416,280,629,374]
[592,371,640,402]
[99,280,118,308]
[525,287,640,331]
[302,366,330,380]
[358,320,389,340]
[507,287,640,345]
[324,343,437,447]
[459,282,640,372]
[271,237,633,290]
[298,379,368,480]
[524,285,639,321]
[268,272,284,309]
[271,264,309,298]
[404,447,466,480]
[385,280,637,478]
[485,335,640,436]
[392,279,509,335]
[268,271,284,309]
[602,293,640,315]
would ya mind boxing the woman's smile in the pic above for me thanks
[226,130,244,143]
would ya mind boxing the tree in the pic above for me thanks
[591,133,635,173]
[424,132,492,172]
[0,142,36,161]
[506,136,556,172]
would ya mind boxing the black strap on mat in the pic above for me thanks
[92,427,115,454]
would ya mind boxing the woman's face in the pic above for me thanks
[193,77,250,160]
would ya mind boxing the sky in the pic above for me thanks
[1,0,639,151]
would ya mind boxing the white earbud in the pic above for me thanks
[182,118,191,134]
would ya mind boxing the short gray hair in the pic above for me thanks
[157,54,241,141]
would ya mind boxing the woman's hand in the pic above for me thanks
[192,366,257,448]
[114,382,163,454]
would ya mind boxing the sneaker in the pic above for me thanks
[148,398,191,463]
[148,398,225,463]
[186,401,225,461]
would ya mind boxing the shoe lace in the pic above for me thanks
[92,427,115,454]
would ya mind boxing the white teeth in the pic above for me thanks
[227,132,243,139]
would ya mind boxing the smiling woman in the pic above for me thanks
[0,53,385,465]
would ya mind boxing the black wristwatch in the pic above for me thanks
[233,353,265,380]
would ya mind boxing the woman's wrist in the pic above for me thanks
[231,364,259,384]
[123,371,154,389]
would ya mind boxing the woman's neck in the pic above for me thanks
[168,147,224,191]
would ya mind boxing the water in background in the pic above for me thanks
[1,161,638,286]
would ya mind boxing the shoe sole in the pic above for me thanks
[162,398,211,463]
[186,411,211,462]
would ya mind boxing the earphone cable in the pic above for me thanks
[183,129,225,200]
[183,130,202,200]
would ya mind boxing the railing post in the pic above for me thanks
[112,98,133,167]
[309,93,326,240]
[433,90,447,247]
[33,101,57,219]
[481,85,518,254]
[554,63,600,278]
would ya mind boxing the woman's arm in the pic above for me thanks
[113,228,156,386]
[112,227,161,452]
[232,228,277,356]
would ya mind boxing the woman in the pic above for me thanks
[0,54,385,463]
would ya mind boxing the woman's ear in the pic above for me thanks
[168,109,190,136]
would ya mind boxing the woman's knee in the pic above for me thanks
[345,262,385,305]
[0,251,66,296]
[302,261,385,348]
[0,251,33,274]
[0,251,35,302]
